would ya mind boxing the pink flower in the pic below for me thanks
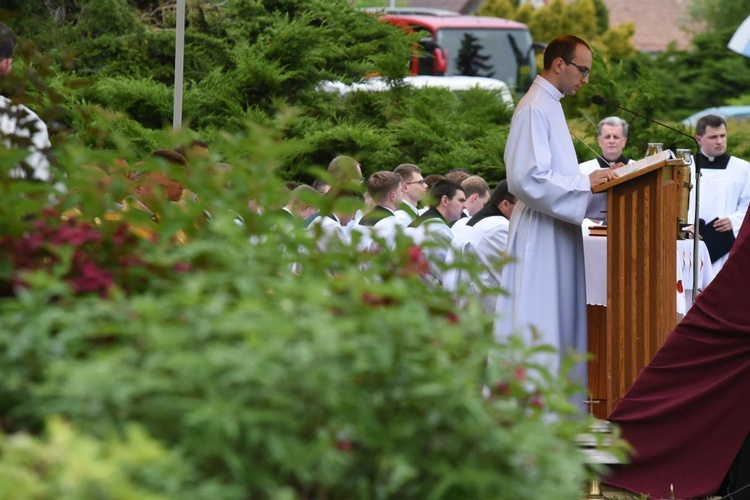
[70,260,113,295]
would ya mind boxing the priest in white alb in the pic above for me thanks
[494,35,617,406]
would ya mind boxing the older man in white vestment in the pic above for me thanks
[494,35,616,403]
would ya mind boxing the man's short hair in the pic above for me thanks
[327,155,362,182]
[543,34,590,71]
[695,114,727,136]
[445,168,471,185]
[461,175,490,198]
[288,184,318,212]
[151,149,188,166]
[490,179,516,206]
[598,116,629,138]
[366,171,402,203]
[427,179,463,208]
[312,178,330,193]
[393,163,421,182]
[423,174,445,189]
[0,23,15,60]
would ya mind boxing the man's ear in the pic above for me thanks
[553,57,565,75]
[440,194,448,206]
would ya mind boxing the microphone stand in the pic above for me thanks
[591,96,704,301]
[691,158,702,300]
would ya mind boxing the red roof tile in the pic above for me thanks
[604,0,692,52]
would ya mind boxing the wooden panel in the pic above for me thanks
[604,163,678,415]
[587,304,608,419]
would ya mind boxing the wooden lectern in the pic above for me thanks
[587,152,682,417]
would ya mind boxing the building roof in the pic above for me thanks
[605,0,692,52]
[407,0,472,12]
[403,0,695,52]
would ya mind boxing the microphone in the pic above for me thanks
[592,95,705,298]
[591,95,699,151]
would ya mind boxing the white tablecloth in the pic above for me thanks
[583,233,714,312]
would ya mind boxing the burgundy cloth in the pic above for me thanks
[605,215,750,499]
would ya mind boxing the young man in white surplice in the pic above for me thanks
[494,35,618,407]
[687,114,750,273]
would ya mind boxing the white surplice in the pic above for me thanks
[688,155,750,272]
[494,76,603,382]
[1,95,51,181]
[453,214,510,313]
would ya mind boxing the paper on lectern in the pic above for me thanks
[612,149,675,178]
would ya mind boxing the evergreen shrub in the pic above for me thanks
[0,119,624,498]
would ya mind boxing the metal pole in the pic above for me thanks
[692,163,702,300]
[173,0,186,130]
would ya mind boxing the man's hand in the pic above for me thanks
[589,168,618,189]
[713,217,733,232]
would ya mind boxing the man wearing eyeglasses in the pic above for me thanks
[393,163,427,225]
[494,35,617,409]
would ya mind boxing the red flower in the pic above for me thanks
[493,381,511,396]
[402,245,429,276]
[360,291,395,307]
[70,260,113,296]
[112,223,132,246]
[335,440,353,452]
[173,261,191,274]
[514,365,526,382]
[529,394,544,409]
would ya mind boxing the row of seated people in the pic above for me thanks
[273,156,518,314]
[76,147,516,313]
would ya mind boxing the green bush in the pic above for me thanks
[0,121,623,497]
[0,417,232,499]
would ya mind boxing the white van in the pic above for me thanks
[319,75,514,109]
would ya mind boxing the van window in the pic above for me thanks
[435,28,535,90]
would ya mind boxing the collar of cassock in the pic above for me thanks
[596,155,630,169]
[696,152,730,170]
[467,203,506,227]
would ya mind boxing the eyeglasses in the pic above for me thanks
[562,59,591,78]
[405,179,427,186]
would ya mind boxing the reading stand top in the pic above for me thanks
[592,150,679,193]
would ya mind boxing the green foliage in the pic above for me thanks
[479,0,635,60]
[649,29,750,120]
[70,0,141,39]
[688,0,750,33]
[591,0,609,35]
[0,418,231,499]
[478,0,517,19]
[77,77,173,130]
[70,30,231,84]
[289,85,514,177]
[0,117,621,497]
